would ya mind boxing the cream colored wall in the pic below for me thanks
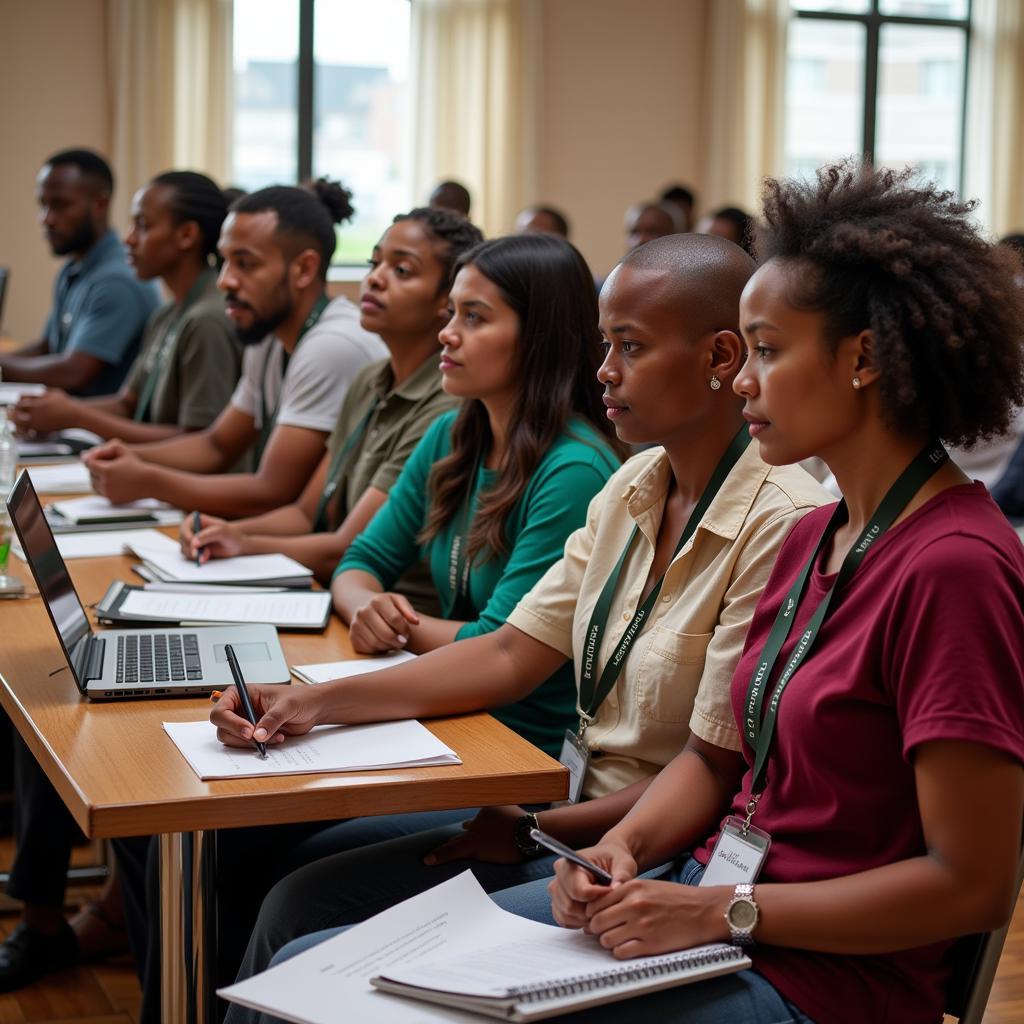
[535,0,708,279]
[0,0,112,343]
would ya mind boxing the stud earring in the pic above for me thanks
[709,375,722,391]
[852,377,862,389]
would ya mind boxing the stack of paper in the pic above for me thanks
[126,532,314,588]
[49,495,183,527]
[292,651,416,685]
[25,462,93,495]
[12,528,168,562]
[163,718,461,780]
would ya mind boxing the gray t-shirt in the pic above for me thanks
[230,295,386,434]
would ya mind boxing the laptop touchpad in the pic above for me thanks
[213,643,272,664]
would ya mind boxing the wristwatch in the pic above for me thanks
[724,883,759,945]
[513,812,543,856]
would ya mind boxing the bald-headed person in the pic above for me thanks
[1,149,161,395]
[515,205,570,238]
[623,200,679,253]
[428,180,471,217]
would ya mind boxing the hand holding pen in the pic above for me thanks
[224,643,268,759]
[192,511,204,567]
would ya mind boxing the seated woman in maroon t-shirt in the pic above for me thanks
[542,161,1024,1024]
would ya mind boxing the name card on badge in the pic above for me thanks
[699,815,771,887]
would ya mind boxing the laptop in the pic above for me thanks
[7,470,291,699]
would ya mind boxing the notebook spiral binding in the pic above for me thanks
[509,944,746,1003]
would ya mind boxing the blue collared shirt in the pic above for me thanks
[42,229,161,395]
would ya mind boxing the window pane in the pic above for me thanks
[313,0,411,265]
[878,1,969,19]
[790,1,869,12]
[233,0,299,190]
[875,24,966,193]
[784,19,866,179]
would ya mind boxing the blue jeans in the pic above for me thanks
[227,858,815,1024]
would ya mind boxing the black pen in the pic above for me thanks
[192,510,204,567]
[224,643,268,759]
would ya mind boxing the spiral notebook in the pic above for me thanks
[219,871,750,1024]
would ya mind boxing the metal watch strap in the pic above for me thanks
[513,812,543,856]
[725,882,758,946]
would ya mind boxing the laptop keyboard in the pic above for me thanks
[115,634,203,684]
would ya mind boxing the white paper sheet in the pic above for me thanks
[163,719,461,780]
[291,650,416,685]
[25,462,93,494]
[126,532,313,585]
[49,494,182,524]
[0,383,45,405]
[121,589,330,627]
[11,528,169,561]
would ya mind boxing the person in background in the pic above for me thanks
[623,201,678,253]
[179,207,482,586]
[699,205,758,259]
[660,182,697,232]
[428,180,472,218]
[82,181,386,517]
[515,205,570,239]
[12,171,241,443]
[1,149,160,395]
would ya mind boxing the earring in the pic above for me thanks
[709,375,722,391]
[852,377,861,389]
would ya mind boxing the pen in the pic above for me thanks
[224,644,268,759]
[192,510,203,567]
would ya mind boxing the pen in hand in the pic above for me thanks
[192,511,204,567]
[224,643,268,759]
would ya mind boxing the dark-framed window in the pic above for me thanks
[784,1,972,194]
[232,0,412,265]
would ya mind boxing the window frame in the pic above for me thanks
[790,0,973,193]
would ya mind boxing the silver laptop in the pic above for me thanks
[8,471,291,699]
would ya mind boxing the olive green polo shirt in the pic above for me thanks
[322,353,457,611]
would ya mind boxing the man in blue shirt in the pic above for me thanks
[0,149,160,396]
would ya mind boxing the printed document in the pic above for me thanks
[26,462,93,494]
[292,651,416,685]
[120,589,330,627]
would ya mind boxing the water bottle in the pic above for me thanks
[0,372,18,582]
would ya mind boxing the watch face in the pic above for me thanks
[729,899,757,930]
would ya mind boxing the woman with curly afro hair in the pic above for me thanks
[535,161,1024,1024]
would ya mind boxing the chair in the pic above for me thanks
[945,839,1024,1023]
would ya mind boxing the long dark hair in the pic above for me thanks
[421,234,621,562]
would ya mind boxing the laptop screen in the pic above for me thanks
[7,471,92,658]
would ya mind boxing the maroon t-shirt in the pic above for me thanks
[696,484,1024,1024]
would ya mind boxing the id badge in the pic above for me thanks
[557,729,590,805]
[699,815,771,887]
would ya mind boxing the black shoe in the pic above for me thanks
[0,921,79,991]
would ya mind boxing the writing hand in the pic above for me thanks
[548,838,635,930]
[180,514,243,562]
[349,592,421,654]
[210,684,323,747]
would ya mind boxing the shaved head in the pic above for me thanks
[609,232,756,340]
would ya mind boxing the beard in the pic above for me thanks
[226,278,293,345]
[50,217,98,257]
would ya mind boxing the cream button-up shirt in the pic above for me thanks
[507,443,829,799]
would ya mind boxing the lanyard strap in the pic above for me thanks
[133,271,213,423]
[444,458,485,619]
[577,426,751,724]
[256,294,329,465]
[312,399,379,533]
[744,441,949,800]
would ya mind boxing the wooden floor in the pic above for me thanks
[0,839,1017,1023]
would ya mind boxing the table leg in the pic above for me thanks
[160,830,219,1024]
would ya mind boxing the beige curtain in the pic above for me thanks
[964,0,1024,236]
[105,0,233,229]
[410,0,540,236]
[700,0,790,215]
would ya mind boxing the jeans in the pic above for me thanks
[229,858,815,1024]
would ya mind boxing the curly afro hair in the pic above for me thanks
[759,160,1024,448]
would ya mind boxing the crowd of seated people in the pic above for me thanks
[1,151,1022,1024]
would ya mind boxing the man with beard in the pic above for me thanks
[83,180,386,517]
[0,149,160,395]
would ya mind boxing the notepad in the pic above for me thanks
[49,495,183,526]
[125,532,313,587]
[219,871,750,1024]
[108,587,332,630]
[291,651,416,685]
[163,719,461,780]
[25,462,93,494]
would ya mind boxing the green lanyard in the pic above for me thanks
[311,399,379,533]
[577,426,751,727]
[133,271,214,423]
[742,441,948,818]
[444,457,486,620]
[255,294,329,465]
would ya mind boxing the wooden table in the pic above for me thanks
[0,533,567,1022]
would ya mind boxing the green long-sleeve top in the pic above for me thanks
[336,409,620,755]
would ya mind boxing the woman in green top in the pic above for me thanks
[330,234,622,752]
